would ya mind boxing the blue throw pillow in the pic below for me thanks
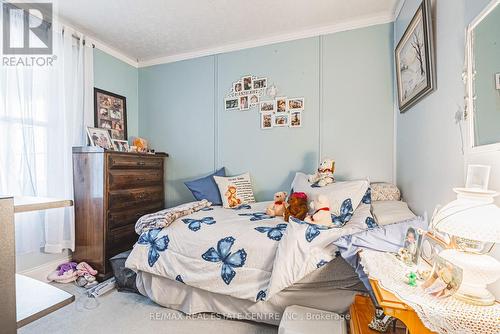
[184,167,226,205]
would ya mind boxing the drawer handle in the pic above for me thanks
[136,177,146,181]
[137,194,146,200]
[137,161,146,166]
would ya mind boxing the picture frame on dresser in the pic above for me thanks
[94,88,128,140]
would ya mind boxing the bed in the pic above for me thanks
[136,256,365,325]
[125,181,420,325]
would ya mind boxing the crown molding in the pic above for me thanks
[55,18,139,68]
[90,38,139,68]
[138,12,396,68]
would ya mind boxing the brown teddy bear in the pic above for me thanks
[266,191,287,217]
[284,192,309,222]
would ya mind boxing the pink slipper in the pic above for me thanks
[47,269,78,283]
[76,262,98,276]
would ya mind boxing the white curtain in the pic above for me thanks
[0,10,94,254]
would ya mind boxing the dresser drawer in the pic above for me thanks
[108,202,164,230]
[106,224,137,258]
[108,154,163,170]
[108,169,163,190]
[108,186,164,210]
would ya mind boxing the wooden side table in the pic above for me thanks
[350,281,436,334]
[370,278,435,334]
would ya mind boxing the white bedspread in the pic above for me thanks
[125,201,371,302]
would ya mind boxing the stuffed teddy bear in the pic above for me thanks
[304,195,332,226]
[266,191,287,217]
[308,158,335,187]
[284,192,309,222]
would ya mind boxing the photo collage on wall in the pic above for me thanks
[224,75,304,130]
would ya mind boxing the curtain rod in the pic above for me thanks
[61,28,95,48]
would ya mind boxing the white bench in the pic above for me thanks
[278,305,347,334]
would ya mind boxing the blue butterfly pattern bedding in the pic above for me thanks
[126,200,374,302]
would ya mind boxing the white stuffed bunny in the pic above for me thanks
[308,158,335,187]
[304,195,332,227]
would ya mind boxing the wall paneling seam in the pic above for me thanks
[214,55,219,171]
[318,36,324,162]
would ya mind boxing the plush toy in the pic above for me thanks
[284,192,309,222]
[132,137,148,153]
[266,191,287,217]
[304,195,332,226]
[308,158,335,187]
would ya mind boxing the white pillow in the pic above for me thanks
[213,172,256,208]
[371,201,415,226]
[291,172,369,216]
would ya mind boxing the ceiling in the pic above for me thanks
[51,0,401,65]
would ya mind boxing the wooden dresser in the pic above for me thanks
[72,146,168,280]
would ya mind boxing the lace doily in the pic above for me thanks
[360,250,500,334]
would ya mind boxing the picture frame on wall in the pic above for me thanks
[94,88,128,140]
[242,76,252,91]
[289,111,302,128]
[276,97,287,112]
[395,0,436,113]
[260,100,276,113]
[273,114,288,127]
[260,112,273,130]
[225,97,240,111]
[253,78,267,90]
[287,97,304,111]
[496,73,500,90]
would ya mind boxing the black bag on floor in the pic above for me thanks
[109,250,139,293]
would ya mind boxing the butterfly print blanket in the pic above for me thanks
[126,201,373,302]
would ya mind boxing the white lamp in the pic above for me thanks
[432,187,500,305]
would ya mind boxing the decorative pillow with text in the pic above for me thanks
[213,172,256,208]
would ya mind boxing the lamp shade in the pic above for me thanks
[433,199,500,243]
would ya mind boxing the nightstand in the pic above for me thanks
[369,278,435,334]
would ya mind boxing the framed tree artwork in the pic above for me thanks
[395,0,436,113]
[94,88,128,140]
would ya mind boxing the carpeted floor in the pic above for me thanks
[19,283,278,334]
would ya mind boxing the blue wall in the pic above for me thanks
[139,23,395,207]
[93,49,139,139]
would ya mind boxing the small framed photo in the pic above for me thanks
[273,114,288,127]
[225,97,240,111]
[112,139,130,152]
[419,231,448,267]
[276,96,287,112]
[87,126,114,150]
[287,97,304,111]
[260,100,276,113]
[289,111,302,128]
[249,94,259,107]
[233,81,243,93]
[253,78,267,90]
[260,112,273,130]
[242,76,252,91]
[421,255,462,298]
[496,73,500,90]
[402,226,421,265]
[239,95,249,110]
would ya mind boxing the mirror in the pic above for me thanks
[467,1,500,149]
